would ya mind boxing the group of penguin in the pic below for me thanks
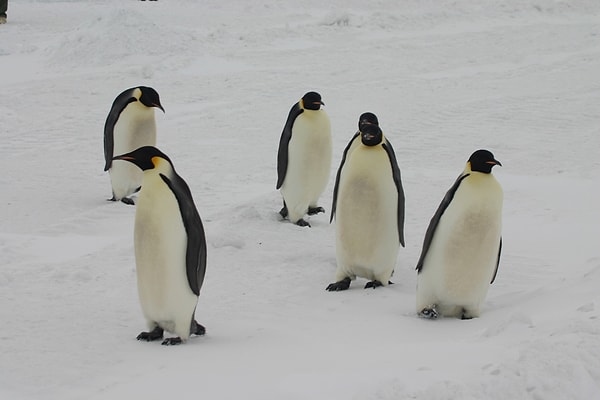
[104,87,504,345]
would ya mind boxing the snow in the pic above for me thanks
[1,0,600,399]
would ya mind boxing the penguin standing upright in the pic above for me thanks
[104,86,164,205]
[113,146,206,345]
[327,119,405,291]
[276,91,332,227]
[416,149,503,319]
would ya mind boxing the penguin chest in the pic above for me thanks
[134,176,196,321]
[430,175,503,298]
[336,147,399,276]
[284,111,332,193]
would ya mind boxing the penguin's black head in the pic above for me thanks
[468,149,502,174]
[138,86,165,113]
[301,91,324,111]
[358,112,379,130]
[113,146,172,171]
[360,124,383,147]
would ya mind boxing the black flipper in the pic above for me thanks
[330,132,360,223]
[276,102,303,189]
[103,88,137,171]
[490,237,502,284]
[382,139,405,247]
[160,173,207,297]
[415,173,470,274]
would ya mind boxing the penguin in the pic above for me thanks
[104,86,164,205]
[415,149,503,319]
[327,121,405,291]
[113,146,206,345]
[276,91,332,227]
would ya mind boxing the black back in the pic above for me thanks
[160,172,207,296]
[103,88,137,171]
[276,101,303,189]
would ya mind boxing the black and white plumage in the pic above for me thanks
[276,91,332,227]
[104,86,164,205]
[416,149,503,319]
[327,120,405,291]
[113,146,206,345]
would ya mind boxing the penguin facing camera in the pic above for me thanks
[416,149,503,319]
[104,86,164,205]
[327,117,405,291]
[113,146,206,345]
[276,91,332,227]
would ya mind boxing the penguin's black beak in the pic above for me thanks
[315,101,324,106]
[153,104,165,113]
[486,159,502,167]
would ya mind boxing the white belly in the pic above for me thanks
[280,110,332,222]
[417,173,503,316]
[335,146,399,283]
[134,174,197,339]
[110,105,157,200]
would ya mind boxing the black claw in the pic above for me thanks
[137,326,164,341]
[418,306,439,320]
[296,219,311,227]
[364,280,384,289]
[326,277,352,291]
[279,207,288,219]
[121,197,135,206]
[192,320,206,336]
[308,206,325,215]
[161,337,183,346]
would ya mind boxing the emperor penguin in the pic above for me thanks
[327,121,405,291]
[113,146,206,345]
[104,86,165,205]
[415,149,503,319]
[276,91,332,227]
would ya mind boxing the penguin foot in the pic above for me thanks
[295,219,311,227]
[418,306,439,320]
[161,337,183,346]
[279,205,288,219]
[121,197,135,206]
[192,320,206,336]
[307,206,325,215]
[326,277,352,291]
[137,326,164,341]
[364,280,382,289]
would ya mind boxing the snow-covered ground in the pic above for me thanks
[1,1,600,399]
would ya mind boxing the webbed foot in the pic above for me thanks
[295,219,311,227]
[161,337,183,346]
[192,320,206,336]
[279,205,288,219]
[364,280,393,289]
[137,326,164,341]
[418,306,439,320]
[121,197,135,205]
[326,277,351,291]
[308,206,325,215]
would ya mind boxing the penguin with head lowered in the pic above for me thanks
[416,149,503,319]
[104,86,164,205]
[113,146,206,345]
[276,91,332,227]
[327,116,405,291]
